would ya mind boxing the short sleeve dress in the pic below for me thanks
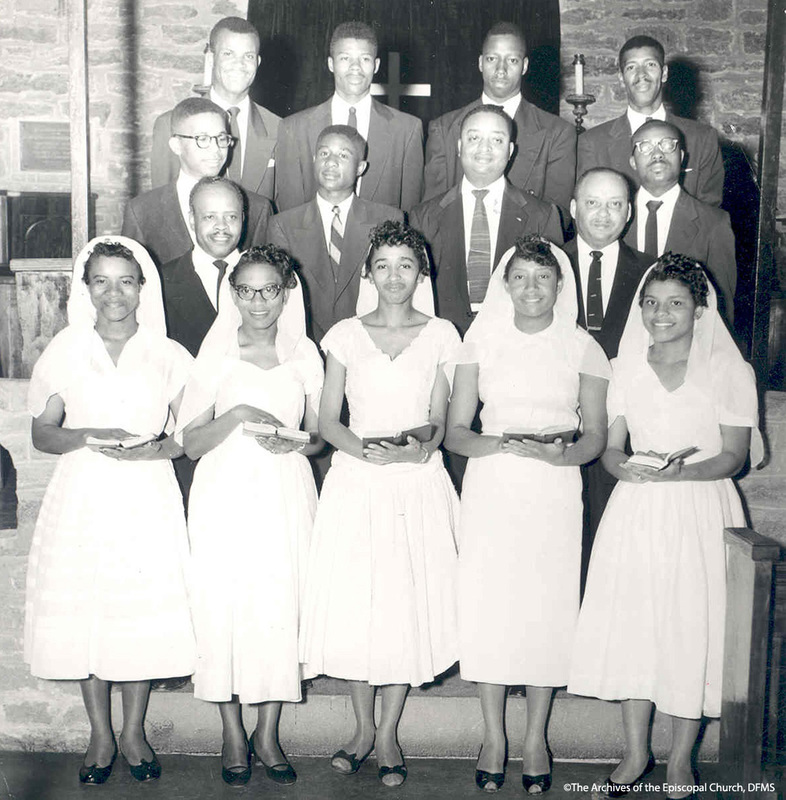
[24,327,196,682]
[299,316,461,687]
[458,322,610,687]
[187,337,324,704]
[568,351,756,719]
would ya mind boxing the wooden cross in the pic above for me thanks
[371,52,431,108]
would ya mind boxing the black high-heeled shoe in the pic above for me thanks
[475,746,505,792]
[522,747,553,795]
[249,729,297,785]
[221,739,252,787]
[331,746,374,774]
[78,744,117,785]
[122,750,161,782]
[606,752,656,798]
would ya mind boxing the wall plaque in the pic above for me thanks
[19,122,71,172]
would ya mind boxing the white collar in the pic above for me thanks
[481,91,521,120]
[209,90,250,114]
[192,243,241,270]
[577,236,620,263]
[316,191,354,220]
[332,91,372,116]
[637,181,681,208]
[461,173,506,207]
[626,103,666,133]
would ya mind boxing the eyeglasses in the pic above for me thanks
[232,283,284,301]
[632,137,680,155]
[172,133,235,149]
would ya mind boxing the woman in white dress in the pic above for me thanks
[445,235,610,794]
[178,244,323,787]
[569,254,761,800]
[300,221,460,787]
[25,237,196,784]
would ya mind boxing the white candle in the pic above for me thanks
[574,54,584,96]
[202,44,213,87]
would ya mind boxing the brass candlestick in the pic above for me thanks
[565,93,596,134]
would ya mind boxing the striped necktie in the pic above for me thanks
[586,250,603,331]
[226,106,241,182]
[329,205,343,284]
[467,189,491,303]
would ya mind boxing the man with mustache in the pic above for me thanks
[578,36,724,207]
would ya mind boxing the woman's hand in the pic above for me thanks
[255,435,306,455]
[500,438,567,465]
[363,436,427,465]
[231,405,284,427]
[96,440,164,461]
[619,456,682,483]
[84,428,135,449]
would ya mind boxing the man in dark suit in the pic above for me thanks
[411,105,563,337]
[160,177,244,357]
[565,168,653,584]
[423,21,576,224]
[150,17,279,201]
[275,21,423,213]
[623,119,736,321]
[268,125,403,342]
[123,97,271,269]
[577,35,724,207]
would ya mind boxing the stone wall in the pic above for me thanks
[0,0,248,238]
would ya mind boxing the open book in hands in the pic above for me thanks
[242,421,314,445]
[361,424,435,449]
[502,425,577,445]
[85,433,157,449]
[626,446,698,471]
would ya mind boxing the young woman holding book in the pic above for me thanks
[569,254,761,800]
[178,245,323,787]
[445,235,610,794]
[25,237,196,784]
[299,221,460,787]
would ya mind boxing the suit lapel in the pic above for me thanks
[291,200,333,294]
[563,239,587,328]
[360,101,393,201]
[240,103,274,191]
[437,188,471,311]
[161,184,192,254]
[495,185,528,265]
[664,190,698,251]
[608,114,634,175]
[335,199,370,301]
[509,101,546,187]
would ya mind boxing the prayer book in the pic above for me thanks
[362,424,435,448]
[242,421,313,444]
[85,433,156,449]
[626,446,698,470]
[502,426,577,444]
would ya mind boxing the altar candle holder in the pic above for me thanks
[565,93,596,134]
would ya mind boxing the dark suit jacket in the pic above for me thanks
[577,111,724,207]
[159,250,218,358]
[150,101,281,201]
[623,189,736,320]
[564,237,652,360]
[121,182,272,269]
[274,98,423,213]
[267,197,403,342]
[410,181,564,336]
[423,97,576,221]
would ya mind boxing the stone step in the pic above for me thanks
[138,675,719,762]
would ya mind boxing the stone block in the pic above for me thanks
[88,48,124,67]
[4,701,53,725]
[720,114,760,138]
[141,4,199,20]
[739,475,786,512]
[161,25,208,45]
[212,0,243,16]
[0,23,57,44]
[738,9,766,25]
[621,7,687,20]
[561,7,608,25]
[0,102,53,119]
[697,0,732,21]
[685,28,733,54]
[743,30,766,55]
[30,73,68,94]
[139,48,203,74]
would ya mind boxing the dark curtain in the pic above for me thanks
[248,0,561,126]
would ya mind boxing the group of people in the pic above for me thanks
[21,13,759,800]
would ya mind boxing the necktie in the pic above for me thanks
[348,106,357,130]
[226,106,241,182]
[467,189,491,303]
[213,259,228,308]
[586,250,604,331]
[329,206,343,284]
[644,199,663,258]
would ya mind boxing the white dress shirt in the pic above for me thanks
[481,91,521,121]
[626,102,666,134]
[635,182,680,256]
[576,237,620,316]
[191,243,241,309]
[461,174,506,311]
[211,89,250,176]
[316,192,354,254]
[176,171,200,246]
[331,92,372,141]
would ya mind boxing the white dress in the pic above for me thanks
[569,354,754,719]
[187,340,323,703]
[299,317,460,687]
[458,322,610,687]
[24,328,196,682]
